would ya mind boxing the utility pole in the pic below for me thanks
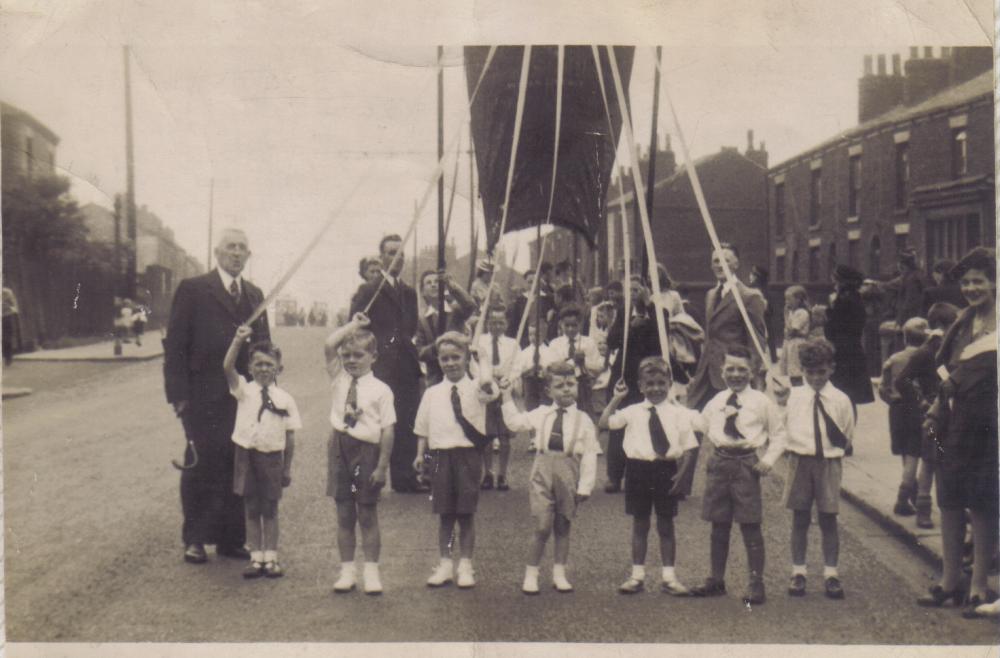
[643,45,662,281]
[123,45,137,300]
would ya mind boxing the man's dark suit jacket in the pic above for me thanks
[350,275,421,389]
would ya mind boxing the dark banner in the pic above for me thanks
[465,46,634,249]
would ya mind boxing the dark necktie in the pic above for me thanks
[492,334,501,366]
[723,391,745,440]
[258,385,289,422]
[814,392,849,452]
[451,384,489,449]
[229,279,240,303]
[648,406,671,457]
[548,408,566,452]
[567,336,576,362]
[344,377,359,428]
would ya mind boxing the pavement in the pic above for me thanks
[13,335,164,362]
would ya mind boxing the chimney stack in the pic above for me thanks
[858,53,905,122]
[892,53,901,75]
[910,46,919,59]
[747,129,754,152]
[904,51,951,105]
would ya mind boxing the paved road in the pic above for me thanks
[3,327,997,644]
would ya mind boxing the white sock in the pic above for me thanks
[364,561,379,572]
[263,550,277,562]
[553,564,566,579]
[439,557,452,569]
[631,565,646,580]
[458,557,473,572]
[525,565,539,577]
[251,550,264,563]
[792,564,807,576]
[662,566,676,582]
[340,560,355,573]
[823,566,839,578]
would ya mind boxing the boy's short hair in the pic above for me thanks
[249,340,283,364]
[798,337,836,369]
[435,331,470,354]
[724,344,754,362]
[341,327,378,355]
[605,280,623,293]
[558,304,583,322]
[419,269,437,288]
[637,356,671,380]
[544,360,577,384]
[927,302,959,331]
[379,233,403,254]
[902,317,929,347]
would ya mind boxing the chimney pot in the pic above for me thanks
[910,46,919,59]
[863,55,873,75]
[747,129,754,152]
[892,53,901,75]
[941,46,951,58]
[877,54,886,75]
[923,46,933,58]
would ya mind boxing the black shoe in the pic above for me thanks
[496,475,509,491]
[787,574,806,597]
[217,545,251,560]
[243,561,265,579]
[184,543,207,564]
[690,577,727,597]
[413,482,431,493]
[481,473,494,490]
[743,579,766,605]
[824,576,845,599]
[604,482,621,494]
[917,584,965,607]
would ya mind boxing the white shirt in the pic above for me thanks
[699,387,786,466]
[414,375,489,450]
[328,370,396,444]
[217,267,243,297]
[472,332,519,379]
[780,382,855,458]
[512,343,552,379]
[229,379,302,452]
[501,401,600,495]
[607,399,701,461]
[546,334,604,377]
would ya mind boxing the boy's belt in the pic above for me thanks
[713,446,757,458]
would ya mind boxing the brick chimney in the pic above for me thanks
[904,46,951,105]
[858,52,904,122]
[744,129,768,169]
[949,46,993,86]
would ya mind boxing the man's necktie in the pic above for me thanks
[258,386,289,422]
[229,279,240,303]
[814,392,849,451]
[451,384,489,449]
[492,334,501,366]
[344,377,359,428]
[548,408,566,452]
[648,406,671,457]
[723,391,745,440]
[567,336,576,362]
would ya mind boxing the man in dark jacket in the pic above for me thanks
[164,228,270,565]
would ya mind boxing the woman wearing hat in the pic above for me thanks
[917,247,997,618]
[825,264,876,408]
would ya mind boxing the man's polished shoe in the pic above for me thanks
[743,579,766,605]
[787,574,806,597]
[604,482,622,494]
[184,543,207,564]
[824,576,845,599]
[690,577,726,597]
[217,545,252,560]
[481,473,494,490]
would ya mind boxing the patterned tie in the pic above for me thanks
[229,279,240,303]
[648,406,671,457]
[814,392,849,451]
[548,408,566,452]
[258,385,289,422]
[451,384,489,448]
[344,376,359,428]
[723,391,745,440]
[492,333,501,366]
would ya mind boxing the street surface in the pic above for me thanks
[3,327,997,643]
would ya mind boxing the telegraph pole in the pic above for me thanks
[123,45,137,299]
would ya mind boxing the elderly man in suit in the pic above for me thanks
[350,234,427,493]
[687,243,768,411]
[164,227,270,565]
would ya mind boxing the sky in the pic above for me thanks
[0,0,992,311]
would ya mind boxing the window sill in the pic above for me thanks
[846,215,859,224]
[808,223,821,232]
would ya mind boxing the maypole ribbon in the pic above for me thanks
[591,46,633,376]
[515,45,565,347]
[362,46,498,315]
[606,46,670,362]
[652,54,771,369]
[472,46,532,355]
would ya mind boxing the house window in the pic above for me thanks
[894,143,909,209]
[848,155,861,217]
[791,251,800,282]
[951,129,968,178]
[808,246,820,282]
[775,183,785,236]
[828,242,837,278]
[895,232,908,256]
[775,255,786,283]
[848,239,859,269]
[809,169,822,226]
[926,214,983,265]
[869,235,882,278]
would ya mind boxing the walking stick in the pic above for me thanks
[172,438,199,471]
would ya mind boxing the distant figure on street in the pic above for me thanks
[779,285,811,387]
[824,265,875,408]
[164,227,270,565]
[3,285,20,365]
[131,303,148,347]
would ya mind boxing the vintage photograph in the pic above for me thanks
[1,1,996,654]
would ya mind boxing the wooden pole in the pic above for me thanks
[468,130,477,291]
[643,45,662,280]
[436,45,446,336]
[123,45,137,300]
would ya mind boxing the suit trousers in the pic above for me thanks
[179,397,245,548]
[388,374,422,491]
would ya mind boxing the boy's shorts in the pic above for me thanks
[485,399,511,439]
[529,452,580,523]
[431,447,482,515]
[701,447,763,524]
[327,430,383,505]
[782,453,841,513]
[888,400,922,457]
[624,458,680,518]
[234,445,284,501]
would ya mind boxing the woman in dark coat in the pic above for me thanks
[825,264,875,406]
[916,247,997,618]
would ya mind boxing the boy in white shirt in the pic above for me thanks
[547,305,604,413]
[414,331,494,589]
[223,326,302,579]
[599,357,699,596]
[690,345,785,604]
[779,337,855,600]
[324,312,396,595]
[474,305,519,491]
[498,361,601,595]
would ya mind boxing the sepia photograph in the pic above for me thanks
[0,1,997,656]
